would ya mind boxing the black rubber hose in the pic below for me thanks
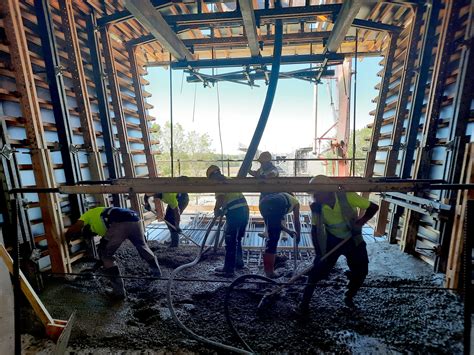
[237,19,283,177]
[224,274,279,353]
[166,215,252,354]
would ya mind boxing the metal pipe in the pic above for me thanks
[237,19,283,177]
[352,29,358,176]
[11,198,20,355]
[169,55,175,177]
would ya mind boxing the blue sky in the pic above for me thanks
[146,56,382,155]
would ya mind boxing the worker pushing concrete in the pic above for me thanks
[207,165,249,277]
[66,207,162,300]
[259,192,301,278]
[144,192,189,248]
[298,175,379,311]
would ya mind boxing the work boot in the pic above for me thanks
[150,265,162,278]
[214,267,235,278]
[235,241,244,270]
[103,266,126,300]
[344,290,356,308]
[169,232,179,248]
[263,253,281,279]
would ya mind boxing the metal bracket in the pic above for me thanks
[54,65,65,77]
[0,145,16,160]
[69,144,80,154]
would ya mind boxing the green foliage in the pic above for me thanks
[152,121,243,177]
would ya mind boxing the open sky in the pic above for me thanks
[146,56,382,155]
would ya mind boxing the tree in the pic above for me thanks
[152,121,245,177]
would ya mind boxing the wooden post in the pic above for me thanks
[127,45,157,178]
[58,0,108,206]
[100,25,141,214]
[1,0,70,273]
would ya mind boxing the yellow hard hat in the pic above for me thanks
[309,175,332,184]
[257,151,272,163]
[206,165,221,178]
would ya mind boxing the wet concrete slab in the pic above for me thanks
[24,238,464,354]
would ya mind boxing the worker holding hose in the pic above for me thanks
[207,165,249,277]
[144,192,189,248]
[66,207,162,300]
[259,192,301,278]
[298,175,379,311]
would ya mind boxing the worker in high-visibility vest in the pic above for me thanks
[259,192,301,278]
[66,207,161,300]
[207,165,249,277]
[144,192,189,248]
[299,175,379,311]
[249,151,279,180]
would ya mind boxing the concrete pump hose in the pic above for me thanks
[166,215,252,355]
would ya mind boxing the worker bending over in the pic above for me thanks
[299,175,379,311]
[259,192,301,278]
[207,165,249,277]
[145,192,189,248]
[66,207,161,300]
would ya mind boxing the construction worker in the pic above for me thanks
[249,151,279,180]
[207,165,249,277]
[299,175,379,311]
[144,192,189,248]
[259,192,301,278]
[66,207,162,300]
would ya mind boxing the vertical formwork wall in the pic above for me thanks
[366,0,474,286]
[0,0,159,272]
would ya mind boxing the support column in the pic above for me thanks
[100,25,141,214]
[34,0,84,220]
[387,0,441,247]
[364,32,399,179]
[375,7,425,236]
[1,0,70,273]
[127,45,157,178]
[58,0,108,207]
[402,0,460,255]
[86,13,122,207]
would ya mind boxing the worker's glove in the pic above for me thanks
[143,194,152,211]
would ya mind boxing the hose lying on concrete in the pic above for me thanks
[166,215,253,355]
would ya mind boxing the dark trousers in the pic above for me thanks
[259,194,288,254]
[223,206,249,272]
[164,193,189,247]
[302,232,368,305]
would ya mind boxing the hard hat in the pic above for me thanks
[309,175,332,184]
[257,151,272,163]
[206,165,221,178]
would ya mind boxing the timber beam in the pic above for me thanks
[8,178,472,195]
[238,0,260,57]
[124,0,194,60]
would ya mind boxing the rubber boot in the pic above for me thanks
[169,232,179,248]
[235,240,244,270]
[104,266,126,300]
[263,253,280,279]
